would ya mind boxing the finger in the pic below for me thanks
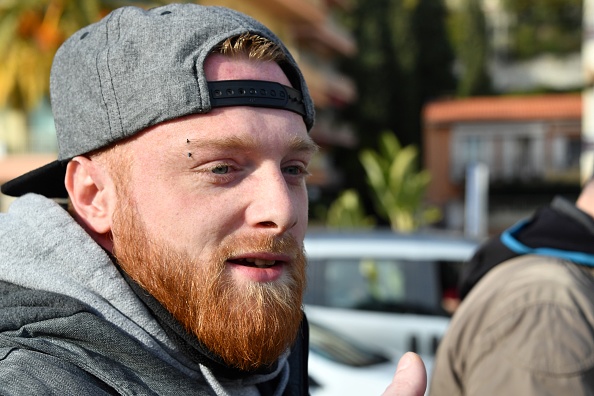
[381,352,428,396]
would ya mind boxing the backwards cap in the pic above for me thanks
[1,3,315,198]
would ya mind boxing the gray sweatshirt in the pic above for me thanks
[0,194,308,395]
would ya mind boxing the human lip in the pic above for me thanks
[227,252,291,268]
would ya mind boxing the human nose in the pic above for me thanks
[245,167,299,233]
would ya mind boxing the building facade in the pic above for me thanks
[423,94,582,234]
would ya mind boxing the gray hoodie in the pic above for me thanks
[0,194,308,395]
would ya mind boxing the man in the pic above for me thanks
[430,179,594,395]
[0,4,426,395]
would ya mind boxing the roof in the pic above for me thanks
[304,229,478,260]
[423,94,582,125]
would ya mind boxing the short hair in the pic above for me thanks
[212,33,287,63]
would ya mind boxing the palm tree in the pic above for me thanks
[323,131,441,232]
[0,0,168,110]
[360,131,441,232]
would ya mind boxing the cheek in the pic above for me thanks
[294,188,310,234]
[132,188,242,251]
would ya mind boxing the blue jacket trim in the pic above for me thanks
[501,220,594,267]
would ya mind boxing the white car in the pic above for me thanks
[303,230,479,368]
[308,320,399,396]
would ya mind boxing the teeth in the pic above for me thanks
[244,258,276,267]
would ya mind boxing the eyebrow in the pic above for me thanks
[186,134,319,155]
[287,134,320,155]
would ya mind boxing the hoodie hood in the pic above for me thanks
[459,196,594,300]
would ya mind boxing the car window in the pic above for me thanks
[323,258,405,309]
[305,258,463,316]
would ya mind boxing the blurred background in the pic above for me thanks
[0,0,591,239]
[2,1,592,394]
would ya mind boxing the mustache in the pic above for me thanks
[218,233,303,260]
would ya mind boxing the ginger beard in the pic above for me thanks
[110,193,307,371]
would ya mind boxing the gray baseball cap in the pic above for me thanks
[1,3,315,198]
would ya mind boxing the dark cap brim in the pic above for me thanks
[1,160,68,198]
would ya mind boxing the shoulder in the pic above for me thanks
[0,280,90,332]
[463,254,594,310]
[433,256,594,395]
[0,282,118,394]
[0,347,117,395]
[0,282,211,395]
[453,255,594,374]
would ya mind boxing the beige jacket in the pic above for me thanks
[429,255,594,396]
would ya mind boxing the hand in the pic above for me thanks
[381,352,427,396]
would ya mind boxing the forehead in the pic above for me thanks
[142,107,310,151]
[204,53,292,87]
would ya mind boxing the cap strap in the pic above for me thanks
[208,80,306,117]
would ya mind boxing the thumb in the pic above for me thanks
[381,352,427,396]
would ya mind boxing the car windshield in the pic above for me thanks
[309,322,390,367]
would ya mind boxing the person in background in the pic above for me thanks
[429,178,594,395]
[0,3,427,395]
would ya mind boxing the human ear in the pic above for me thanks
[65,156,115,236]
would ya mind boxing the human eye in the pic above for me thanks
[196,162,239,184]
[282,163,310,180]
[210,164,230,174]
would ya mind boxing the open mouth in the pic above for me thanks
[229,258,279,268]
